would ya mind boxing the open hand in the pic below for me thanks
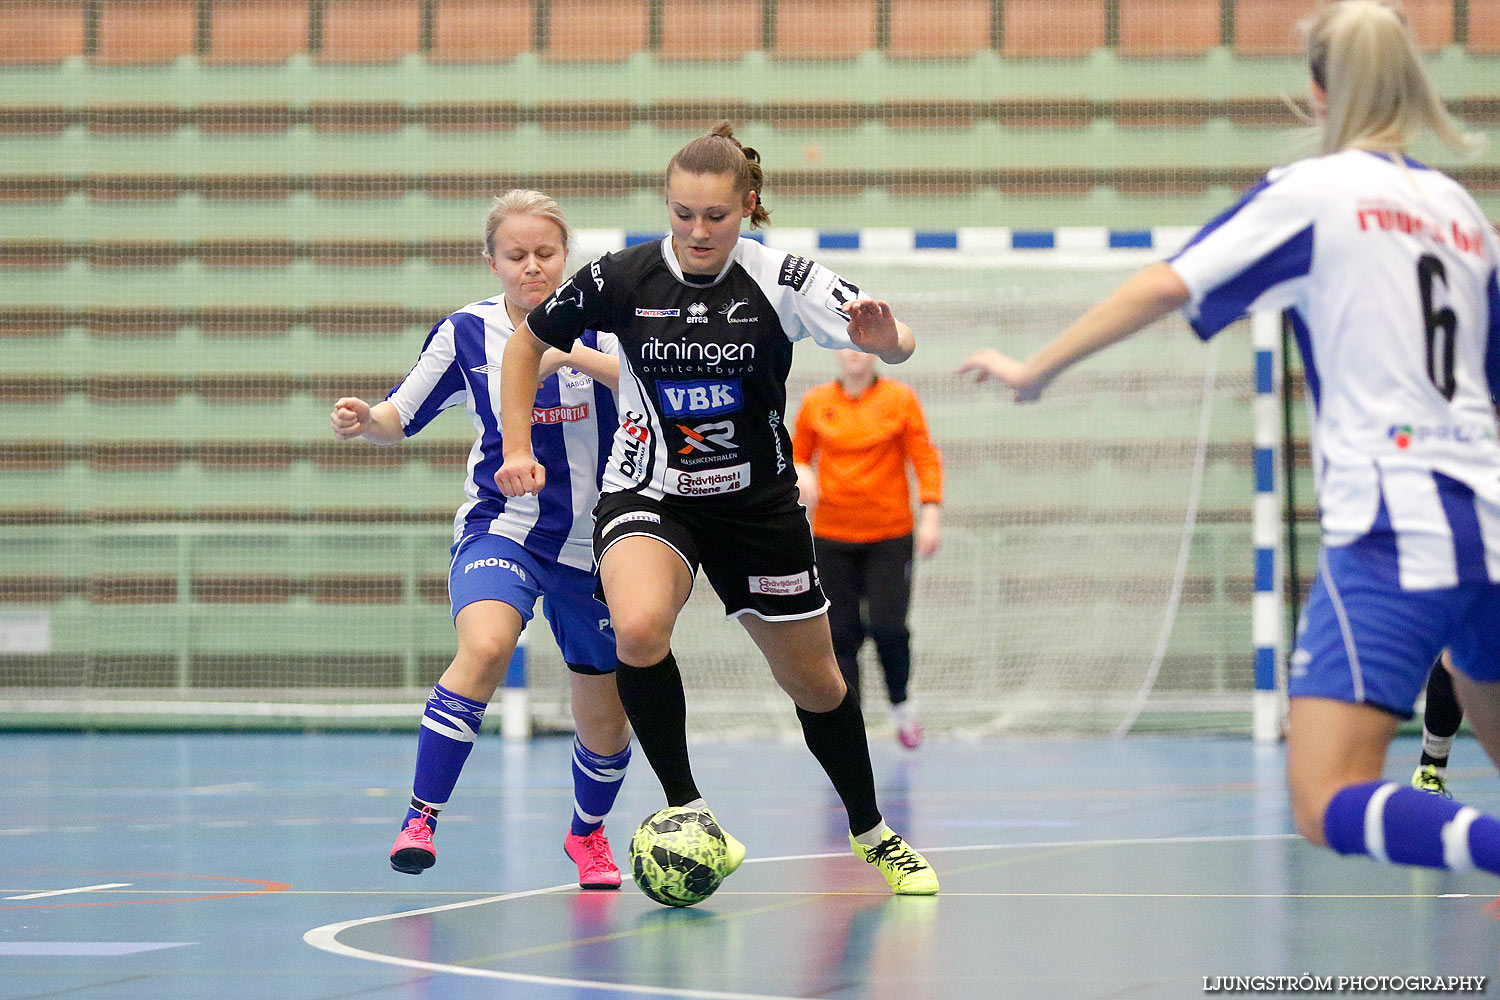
[956,350,1047,402]
[844,299,898,355]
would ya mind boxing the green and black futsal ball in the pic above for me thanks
[629,806,734,907]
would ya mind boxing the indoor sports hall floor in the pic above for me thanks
[2,731,1496,1000]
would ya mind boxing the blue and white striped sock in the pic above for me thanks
[1323,780,1500,872]
[570,736,631,837]
[403,683,487,831]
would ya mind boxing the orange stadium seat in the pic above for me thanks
[1118,0,1222,56]
[658,0,761,61]
[1470,0,1500,52]
[1401,0,1454,50]
[207,0,310,63]
[773,0,878,59]
[0,0,85,64]
[429,0,534,61]
[544,0,649,61]
[94,0,198,64]
[1236,0,1451,55]
[1000,0,1106,57]
[1231,0,1301,55]
[319,0,421,62]
[888,0,994,58]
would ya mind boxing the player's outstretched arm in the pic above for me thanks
[845,299,914,364]
[957,261,1190,402]
[330,397,406,445]
[496,321,549,497]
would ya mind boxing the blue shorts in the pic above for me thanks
[448,533,616,675]
[1289,536,1500,718]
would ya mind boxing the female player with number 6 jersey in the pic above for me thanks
[960,0,1500,881]
[497,123,938,895]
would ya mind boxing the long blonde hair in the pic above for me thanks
[1301,0,1477,157]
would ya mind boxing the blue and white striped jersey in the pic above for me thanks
[1169,149,1500,590]
[386,297,619,571]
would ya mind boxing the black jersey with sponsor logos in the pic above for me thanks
[527,237,863,510]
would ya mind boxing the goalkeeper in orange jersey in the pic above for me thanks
[793,348,943,749]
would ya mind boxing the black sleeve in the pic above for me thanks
[526,254,623,351]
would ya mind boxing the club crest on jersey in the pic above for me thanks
[718,299,759,324]
[658,379,742,417]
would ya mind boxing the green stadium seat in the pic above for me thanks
[0,0,85,63]
[318,0,421,62]
[1000,0,1105,58]
[94,0,198,64]
[773,0,878,59]
[429,0,534,62]
[207,0,310,63]
[888,0,994,59]
[658,0,761,61]
[1118,0,1222,56]
[544,0,650,61]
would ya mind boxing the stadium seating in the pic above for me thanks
[1118,0,1223,56]
[207,0,311,63]
[429,0,534,62]
[0,0,1493,706]
[888,0,993,59]
[94,0,198,63]
[659,0,762,61]
[0,0,85,63]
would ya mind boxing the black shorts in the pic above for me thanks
[593,492,830,621]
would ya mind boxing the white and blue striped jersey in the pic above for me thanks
[386,297,619,571]
[1169,149,1500,590]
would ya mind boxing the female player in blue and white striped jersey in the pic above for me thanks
[330,190,634,889]
[961,0,1500,879]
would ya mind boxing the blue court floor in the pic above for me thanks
[0,731,1496,1000]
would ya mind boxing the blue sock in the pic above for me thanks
[1323,780,1500,873]
[403,683,488,831]
[570,736,631,837]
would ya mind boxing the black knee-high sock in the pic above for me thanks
[615,652,700,806]
[869,623,911,705]
[1421,661,1464,766]
[796,688,882,835]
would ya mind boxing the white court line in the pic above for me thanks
[6,882,132,900]
[303,832,1303,1000]
[305,883,809,1000]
